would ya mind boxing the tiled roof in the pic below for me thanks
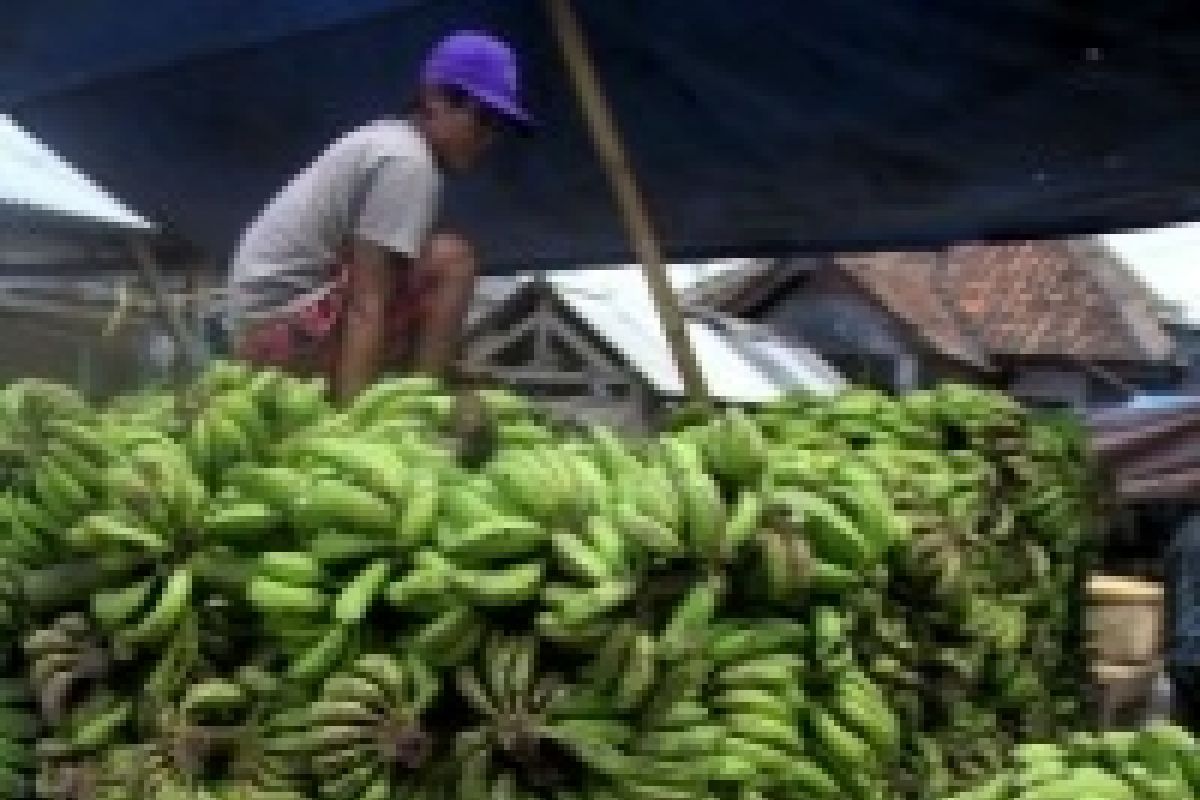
[699,240,1178,368]
[838,250,992,369]
[938,240,1175,362]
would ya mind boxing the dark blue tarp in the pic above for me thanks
[2,0,1198,273]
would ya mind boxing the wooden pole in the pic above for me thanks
[544,0,710,405]
[127,234,202,374]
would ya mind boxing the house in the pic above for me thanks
[460,265,845,432]
[0,115,192,395]
[690,239,1180,408]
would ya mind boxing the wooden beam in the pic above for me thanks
[544,0,709,405]
[531,302,618,373]
[467,311,544,365]
[463,367,595,385]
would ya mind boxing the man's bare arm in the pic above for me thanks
[335,237,403,403]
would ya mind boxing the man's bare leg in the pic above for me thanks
[412,233,478,379]
[334,238,398,403]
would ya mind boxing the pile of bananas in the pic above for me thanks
[0,364,1098,800]
[688,387,1099,797]
[941,726,1200,800]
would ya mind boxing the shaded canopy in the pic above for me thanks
[2,0,1198,273]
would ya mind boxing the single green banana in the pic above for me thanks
[249,577,326,615]
[334,559,391,624]
[121,567,191,646]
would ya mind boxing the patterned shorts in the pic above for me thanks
[235,261,436,373]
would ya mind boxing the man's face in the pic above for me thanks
[426,94,497,172]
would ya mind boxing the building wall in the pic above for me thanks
[1170,324,1200,392]
[0,312,144,398]
[1005,366,1091,409]
[461,287,657,433]
[754,272,941,392]
[1004,360,1182,410]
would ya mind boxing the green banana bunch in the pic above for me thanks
[23,614,107,725]
[204,363,287,418]
[538,581,637,649]
[30,437,104,527]
[0,381,94,498]
[705,642,833,799]
[125,441,209,534]
[247,551,349,680]
[90,706,216,800]
[273,653,438,800]
[270,374,331,436]
[586,427,644,484]
[614,463,683,542]
[0,361,1105,800]
[548,510,637,588]
[190,391,262,483]
[251,553,324,615]
[343,376,448,429]
[223,465,315,523]
[281,436,410,508]
[0,492,62,567]
[457,636,636,799]
[486,446,578,527]
[573,624,662,714]
[449,560,544,610]
[0,678,37,799]
[653,437,728,562]
[939,726,1200,800]
[436,514,548,567]
[695,409,769,493]
[385,551,457,618]
[658,574,724,661]
[294,476,395,536]
[765,489,876,571]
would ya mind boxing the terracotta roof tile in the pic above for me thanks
[838,240,1176,365]
[944,240,1160,361]
[836,251,991,369]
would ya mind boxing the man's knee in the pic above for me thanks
[424,233,476,281]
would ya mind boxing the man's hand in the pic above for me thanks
[335,237,402,403]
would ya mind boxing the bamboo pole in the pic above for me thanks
[544,0,710,405]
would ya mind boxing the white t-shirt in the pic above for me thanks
[227,119,441,326]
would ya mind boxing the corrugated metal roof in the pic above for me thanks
[0,116,150,229]
[466,274,532,329]
[471,264,845,402]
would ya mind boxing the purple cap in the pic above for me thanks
[422,31,533,128]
